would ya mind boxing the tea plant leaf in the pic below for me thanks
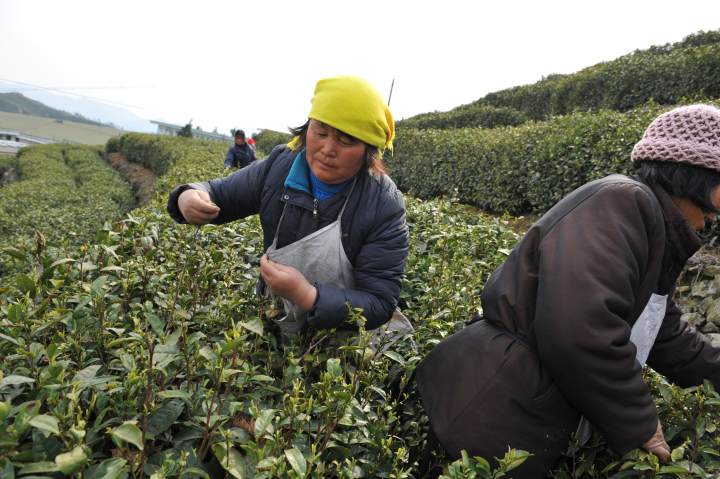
[326,358,342,377]
[29,415,60,436]
[285,447,307,477]
[0,375,34,388]
[18,462,59,475]
[55,446,88,475]
[239,317,264,336]
[72,365,101,383]
[212,443,248,479]
[180,467,211,479]
[0,333,20,346]
[145,399,185,439]
[110,421,144,450]
[659,465,691,473]
[254,409,275,437]
[157,389,192,400]
[382,350,406,366]
[84,458,127,479]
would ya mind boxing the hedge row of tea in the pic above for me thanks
[391,103,720,214]
[478,31,720,120]
[397,104,529,130]
[401,30,720,130]
[3,133,720,476]
[0,145,134,253]
[0,133,527,477]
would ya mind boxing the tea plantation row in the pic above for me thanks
[402,29,720,130]
[0,145,134,258]
[2,135,720,477]
[391,101,720,215]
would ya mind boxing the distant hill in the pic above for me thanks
[18,90,156,133]
[0,92,108,127]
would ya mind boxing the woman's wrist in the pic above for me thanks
[296,283,318,311]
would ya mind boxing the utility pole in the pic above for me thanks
[387,78,395,106]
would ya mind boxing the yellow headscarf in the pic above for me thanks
[289,76,395,153]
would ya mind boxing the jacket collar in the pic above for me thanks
[645,182,702,292]
[284,150,312,195]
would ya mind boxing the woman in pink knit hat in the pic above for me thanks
[416,105,720,477]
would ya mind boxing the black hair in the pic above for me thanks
[234,129,245,139]
[635,160,720,213]
[288,120,386,175]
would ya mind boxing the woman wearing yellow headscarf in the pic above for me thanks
[168,76,412,341]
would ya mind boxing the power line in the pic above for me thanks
[7,86,153,92]
[0,77,166,115]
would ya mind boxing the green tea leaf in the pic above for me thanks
[55,446,88,475]
[239,317,264,336]
[110,421,144,450]
[84,458,127,479]
[212,443,247,479]
[284,447,307,477]
[18,462,59,475]
[0,375,35,388]
[254,409,275,437]
[146,399,184,439]
[29,415,60,436]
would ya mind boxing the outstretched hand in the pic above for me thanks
[642,420,670,463]
[260,254,317,311]
[178,189,220,225]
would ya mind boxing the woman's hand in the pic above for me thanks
[178,189,220,225]
[642,420,670,463]
[260,255,317,311]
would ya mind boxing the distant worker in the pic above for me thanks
[225,129,256,169]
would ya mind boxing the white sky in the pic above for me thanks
[2,0,720,134]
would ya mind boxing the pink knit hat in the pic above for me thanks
[631,104,720,172]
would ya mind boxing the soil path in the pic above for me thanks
[107,152,156,206]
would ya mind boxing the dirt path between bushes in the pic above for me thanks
[107,152,156,206]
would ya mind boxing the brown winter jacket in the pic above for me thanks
[480,174,720,454]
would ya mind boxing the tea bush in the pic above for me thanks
[398,104,528,130]
[397,30,720,131]
[3,134,720,477]
[0,145,134,250]
[476,30,720,119]
[392,102,720,215]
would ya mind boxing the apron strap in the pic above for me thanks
[338,177,358,219]
[271,200,290,246]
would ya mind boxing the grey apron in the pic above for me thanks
[265,179,413,350]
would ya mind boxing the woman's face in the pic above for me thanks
[675,186,720,230]
[305,119,366,184]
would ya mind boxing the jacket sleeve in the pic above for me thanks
[647,294,720,388]
[168,150,278,224]
[225,147,234,168]
[307,188,409,331]
[533,183,661,455]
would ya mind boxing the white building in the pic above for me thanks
[151,121,232,143]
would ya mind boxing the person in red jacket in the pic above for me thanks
[417,105,720,477]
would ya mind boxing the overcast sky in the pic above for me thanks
[2,0,720,134]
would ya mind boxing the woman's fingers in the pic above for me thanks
[642,421,671,463]
[179,189,220,224]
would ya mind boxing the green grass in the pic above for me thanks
[0,111,123,145]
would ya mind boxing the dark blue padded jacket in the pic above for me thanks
[225,143,256,168]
